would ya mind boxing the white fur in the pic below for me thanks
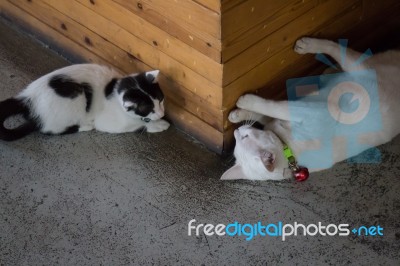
[17,64,169,134]
[223,37,400,181]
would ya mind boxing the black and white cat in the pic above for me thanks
[222,37,400,181]
[0,64,170,140]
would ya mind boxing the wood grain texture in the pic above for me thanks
[0,0,114,68]
[222,0,360,86]
[114,0,221,48]
[193,0,220,13]
[221,0,316,62]
[79,0,221,63]
[221,0,245,13]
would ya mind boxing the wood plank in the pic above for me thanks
[222,0,360,86]
[221,0,245,13]
[38,0,223,107]
[222,0,296,38]
[193,0,220,13]
[0,0,114,68]
[11,0,150,76]
[114,0,222,56]
[78,0,220,63]
[221,0,316,62]
[114,0,221,42]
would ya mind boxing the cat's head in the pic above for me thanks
[116,70,165,121]
[221,125,287,181]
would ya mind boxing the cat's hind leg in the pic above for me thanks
[295,37,364,72]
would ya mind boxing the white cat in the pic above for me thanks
[222,37,400,181]
[0,64,170,140]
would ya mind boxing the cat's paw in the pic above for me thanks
[229,109,254,123]
[146,119,170,133]
[229,109,243,123]
[294,37,317,54]
[236,94,260,109]
[79,124,94,132]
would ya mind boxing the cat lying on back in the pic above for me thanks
[0,64,170,141]
[222,37,400,181]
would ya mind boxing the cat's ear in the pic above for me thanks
[221,164,246,180]
[146,70,160,84]
[259,150,275,172]
[123,101,137,109]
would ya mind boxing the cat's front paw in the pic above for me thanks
[146,119,170,133]
[229,109,242,123]
[294,37,317,54]
[229,109,254,123]
[236,94,260,109]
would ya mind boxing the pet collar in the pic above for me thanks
[283,144,309,182]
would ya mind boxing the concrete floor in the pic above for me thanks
[0,19,399,265]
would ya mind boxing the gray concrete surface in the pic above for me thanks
[0,19,399,266]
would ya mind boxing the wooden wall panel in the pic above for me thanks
[114,0,221,51]
[78,0,221,67]
[221,0,245,13]
[0,0,113,67]
[193,0,220,13]
[222,0,360,86]
[222,0,315,62]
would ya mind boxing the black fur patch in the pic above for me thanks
[61,125,79,135]
[123,89,154,117]
[117,74,164,101]
[104,78,118,98]
[49,74,93,112]
[0,98,40,141]
[134,73,164,101]
[251,121,265,130]
[83,85,93,112]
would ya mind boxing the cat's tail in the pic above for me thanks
[0,98,38,141]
